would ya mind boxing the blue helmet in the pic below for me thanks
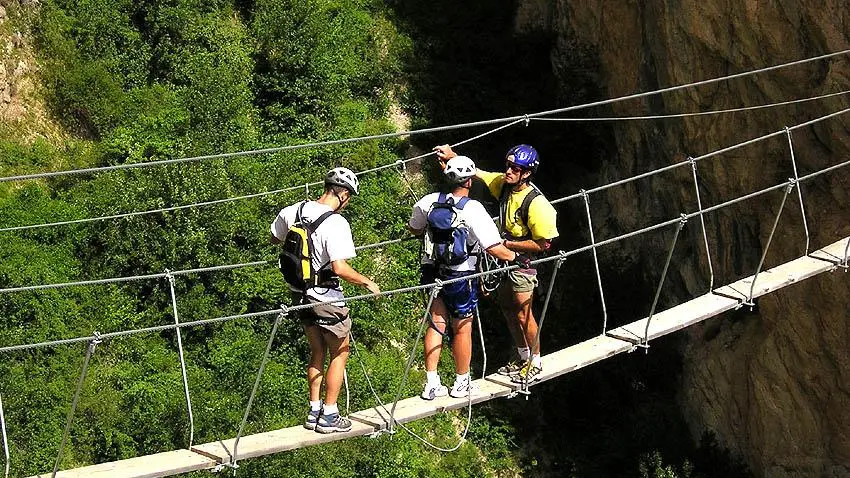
[506,144,539,173]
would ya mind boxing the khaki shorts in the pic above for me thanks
[298,296,352,339]
[504,269,538,293]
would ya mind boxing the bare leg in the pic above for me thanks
[424,298,448,372]
[451,315,473,375]
[304,324,326,402]
[514,290,540,355]
[498,287,527,349]
[321,331,350,407]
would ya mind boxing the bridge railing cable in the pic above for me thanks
[5,155,850,477]
[1,48,846,185]
[3,89,847,236]
[0,119,523,234]
[530,89,850,122]
[2,156,847,356]
[2,106,847,297]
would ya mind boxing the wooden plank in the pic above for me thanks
[350,378,514,428]
[29,449,216,478]
[191,421,376,464]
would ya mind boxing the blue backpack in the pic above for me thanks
[424,193,471,267]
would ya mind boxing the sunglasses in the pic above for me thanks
[505,161,528,173]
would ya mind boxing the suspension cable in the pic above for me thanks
[530,90,850,122]
[2,49,848,185]
[2,156,847,355]
[1,107,848,296]
[0,119,524,234]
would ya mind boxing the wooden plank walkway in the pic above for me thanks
[30,236,849,478]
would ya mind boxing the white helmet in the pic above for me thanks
[444,156,476,183]
[325,167,359,195]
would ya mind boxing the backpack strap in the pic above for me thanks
[454,196,470,209]
[501,184,542,241]
[517,185,541,230]
[298,204,338,287]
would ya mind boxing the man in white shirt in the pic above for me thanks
[271,167,379,433]
[408,156,529,399]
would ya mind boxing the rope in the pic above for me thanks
[745,181,796,305]
[0,119,524,235]
[232,311,285,468]
[52,336,100,478]
[0,394,8,478]
[2,49,847,185]
[388,286,439,433]
[689,158,715,291]
[785,128,811,255]
[1,131,849,355]
[165,273,195,448]
[581,190,609,335]
[641,217,687,345]
[530,90,850,122]
[349,330,474,453]
[3,106,847,296]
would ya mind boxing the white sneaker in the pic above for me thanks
[449,378,479,398]
[421,382,449,400]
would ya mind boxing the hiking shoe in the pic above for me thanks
[304,408,321,430]
[511,362,542,384]
[315,413,352,434]
[421,382,449,401]
[449,378,479,398]
[497,360,525,376]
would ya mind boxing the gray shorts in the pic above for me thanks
[298,296,352,339]
[504,269,538,293]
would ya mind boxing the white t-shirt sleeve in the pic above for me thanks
[465,201,502,249]
[323,215,356,262]
[408,195,432,231]
[270,210,289,241]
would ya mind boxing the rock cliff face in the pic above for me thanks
[516,1,850,476]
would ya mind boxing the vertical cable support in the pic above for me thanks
[165,271,195,448]
[474,304,487,379]
[521,252,566,395]
[642,216,688,346]
[52,334,101,478]
[232,310,285,469]
[843,238,850,269]
[747,180,796,305]
[689,157,716,290]
[0,394,9,478]
[581,190,609,334]
[388,284,440,434]
[785,128,811,255]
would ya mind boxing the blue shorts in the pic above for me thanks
[420,266,479,319]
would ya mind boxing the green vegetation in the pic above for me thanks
[0,1,747,477]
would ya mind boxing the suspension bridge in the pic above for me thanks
[0,50,847,477]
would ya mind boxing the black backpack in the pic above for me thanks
[278,202,337,291]
[424,193,472,268]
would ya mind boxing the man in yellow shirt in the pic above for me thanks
[433,144,559,384]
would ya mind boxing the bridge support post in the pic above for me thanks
[581,190,609,336]
[232,309,286,470]
[746,180,795,307]
[785,128,811,256]
[52,334,101,478]
[641,215,688,347]
[519,252,566,396]
[165,270,195,449]
[689,157,716,291]
[388,284,440,434]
